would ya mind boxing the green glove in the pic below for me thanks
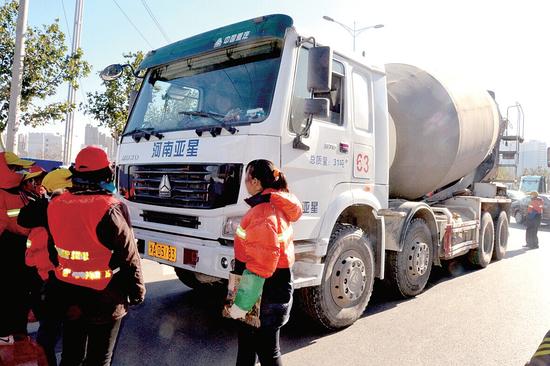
[234,269,265,312]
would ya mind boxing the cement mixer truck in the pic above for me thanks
[105,14,510,330]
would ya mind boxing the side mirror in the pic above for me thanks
[307,46,332,93]
[100,64,124,81]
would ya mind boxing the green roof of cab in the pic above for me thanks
[137,14,293,72]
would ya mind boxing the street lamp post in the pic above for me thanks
[322,16,383,52]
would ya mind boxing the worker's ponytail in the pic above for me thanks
[246,159,289,193]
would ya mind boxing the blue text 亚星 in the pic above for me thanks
[151,139,200,158]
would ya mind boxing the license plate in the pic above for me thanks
[147,241,177,262]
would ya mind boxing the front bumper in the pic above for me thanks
[134,226,234,280]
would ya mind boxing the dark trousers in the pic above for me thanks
[526,214,542,248]
[0,231,30,337]
[60,317,122,366]
[37,314,62,366]
[236,301,292,366]
[33,273,63,366]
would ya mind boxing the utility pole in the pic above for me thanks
[63,0,84,164]
[6,0,29,153]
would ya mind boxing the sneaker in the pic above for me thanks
[0,335,14,345]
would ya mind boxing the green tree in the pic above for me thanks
[496,166,517,182]
[82,52,144,139]
[0,0,90,131]
[522,167,550,177]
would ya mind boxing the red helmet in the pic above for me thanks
[74,146,111,173]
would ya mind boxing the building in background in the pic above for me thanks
[26,132,63,160]
[83,124,117,160]
[17,134,28,157]
[519,140,548,174]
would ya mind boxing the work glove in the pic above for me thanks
[234,269,265,312]
[227,304,248,319]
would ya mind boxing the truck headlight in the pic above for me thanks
[223,216,243,237]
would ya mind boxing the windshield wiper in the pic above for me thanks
[179,110,225,119]
[179,110,238,136]
[122,127,164,143]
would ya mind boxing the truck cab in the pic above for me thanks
[115,14,386,282]
[519,175,547,194]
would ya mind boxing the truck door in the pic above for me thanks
[350,67,375,186]
[281,47,351,240]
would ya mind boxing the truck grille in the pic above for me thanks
[125,163,242,209]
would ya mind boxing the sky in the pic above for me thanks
[15,0,550,154]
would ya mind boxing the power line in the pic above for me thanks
[140,0,170,43]
[60,0,72,40]
[112,0,154,49]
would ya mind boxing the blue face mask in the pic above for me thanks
[99,181,117,194]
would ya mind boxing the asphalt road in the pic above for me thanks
[106,221,550,365]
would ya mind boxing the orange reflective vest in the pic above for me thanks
[48,193,119,291]
[528,197,544,214]
[234,189,302,278]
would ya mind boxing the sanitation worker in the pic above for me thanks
[47,145,145,365]
[525,191,544,249]
[225,159,302,366]
[18,168,73,366]
[0,141,35,345]
[22,165,47,197]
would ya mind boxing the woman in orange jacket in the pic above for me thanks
[227,159,302,366]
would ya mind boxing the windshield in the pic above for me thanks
[520,177,541,193]
[124,40,282,135]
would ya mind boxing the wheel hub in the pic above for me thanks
[331,254,367,307]
[407,241,429,277]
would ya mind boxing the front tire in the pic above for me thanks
[298,224,375,330]
[386,218,433,297]
[493,211,509,261]
[468,212,494,268]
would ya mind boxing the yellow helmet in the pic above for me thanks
[4,151,34,167]
[41,168,72,193]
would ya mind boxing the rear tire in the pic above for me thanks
[468,212,494,268]
[298,224,374,330]
[386,218,433,297]
[493,211,508,261]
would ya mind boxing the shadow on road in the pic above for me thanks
[114,265,475,366]
[115,279,351,365]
